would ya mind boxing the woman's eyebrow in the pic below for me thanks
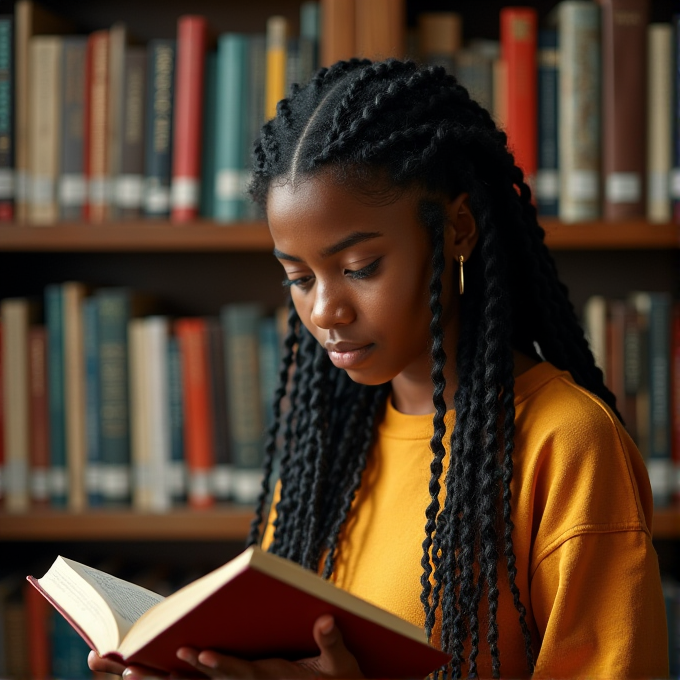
[273,231,383,262]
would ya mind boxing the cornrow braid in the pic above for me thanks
[248,58,621,676]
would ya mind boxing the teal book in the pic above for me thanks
[200,51,218,218]
[0,16,13,221]
[258,315,281,432]
[95,288,133,506]
[59,37,88,221]
[143,40,175,218]
[83,296,102,506]
[214,34,249,222]
[221,303,264,504]
[45,284,67,507]
[300,1,320,84]
[245,35,266,221]
[51,607,91,679]
[167,335,186,505]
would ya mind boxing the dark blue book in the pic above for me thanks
[0,16,13,221]
[51,608,91,679]
[83,296,102,506]
[167,335,186,505]
[143,40,175,218]
[45,284,67,507]
[537,28,559,217]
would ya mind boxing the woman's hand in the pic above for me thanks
[87,650,165,678]
[172,615,363,680]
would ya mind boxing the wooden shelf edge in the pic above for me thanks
[0,507,255,541]
[652,508,680,540]
[0,220,678,252]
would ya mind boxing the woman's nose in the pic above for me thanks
[309,284,355,329]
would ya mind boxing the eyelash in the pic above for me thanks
[282,258,382,290]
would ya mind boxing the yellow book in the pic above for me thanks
[266,16,287,120]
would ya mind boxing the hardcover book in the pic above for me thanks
[27,546,450,678]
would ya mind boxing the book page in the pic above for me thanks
[64,559,165,643]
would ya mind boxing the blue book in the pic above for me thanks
[214,34,249,222]
[95,288,133,506]
[200,51,218,218]
[83,296,102,506]
[258,315,281,432]
[45,284,67,507]
[0,16,13,219]
[245,35,267,221]
[51,609,91,679]
[167,336,186,505]
[300,1,320,83]
[143,40,175,218]
[537,29,559,217]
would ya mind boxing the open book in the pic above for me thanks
[27,545,450,678]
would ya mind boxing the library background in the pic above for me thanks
[0,0,679,675]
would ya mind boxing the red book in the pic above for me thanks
[500,7,538,188]
[83,30,110,223]
[28,326,50,507]
[175,318,214,508]
[171,16,207,222]
[24,580,51,680]
[28,547,450,678]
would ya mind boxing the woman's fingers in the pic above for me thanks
[298,616,363,679]
[87,650,127,674]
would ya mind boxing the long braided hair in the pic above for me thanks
[246,59,620,677]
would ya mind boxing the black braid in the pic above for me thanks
[248,58,623,676]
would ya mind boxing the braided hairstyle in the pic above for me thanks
[246,59,620,678]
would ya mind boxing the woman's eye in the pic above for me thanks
[282,275,314,290]
[345,258,382,280]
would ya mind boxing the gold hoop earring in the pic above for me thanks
[459,255,465,295]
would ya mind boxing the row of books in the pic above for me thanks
[2,0,678,228]
[0,286,286,513]
[582,291,680,507]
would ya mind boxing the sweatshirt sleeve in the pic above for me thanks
[529,529,668,678]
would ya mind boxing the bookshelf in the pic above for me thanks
[1,219,680,251]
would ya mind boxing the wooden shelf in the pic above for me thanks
[0,507,255,541]
[0,219,678,252]
[1,507,679,540]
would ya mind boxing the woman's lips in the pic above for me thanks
[325,342,374,369]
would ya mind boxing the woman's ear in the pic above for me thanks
[444,193,479,262]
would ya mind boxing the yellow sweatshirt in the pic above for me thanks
[266,362,669,678]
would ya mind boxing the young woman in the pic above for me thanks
[90,59,668,679]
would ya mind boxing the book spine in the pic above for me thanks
[452,50,494,113]
[207,319,232,502]
[286,37,301,96]
[299,1,321,83]
[418,12,462,69]
[114,46,146,220]
[558,1,601,222]
[266,17,287,121]
[84,30,110,223]
[106,22,127,222]
[673,15,680,222]
[4,586,30,679]
[50,606,91,679]
[500,7,538,188]
[630,292,651,460]
[606,299,627,424]
[63,282,87,512]
[59,37,88,221]
[1,300,31,512]
[221,304,264,504]
[598,0,649,220]
[245,35,267,221]
[215,34,249,222]
[28,37,61,225]
[145,316,171,512]
[28,326,50,507]
[45,284,67,507]
[24,581,51,680]
[536,29,559,217]
[647,292,672,506]
[672,304,680,505]
[83,296,102,507]
[258,316,281,433]
[0,17,13,221]
[320,0,355,67]
[167,335,187,505]
[199,51,217,218]
[96,289,132,506]
[129,318,151,511]
[646,24,672,223]
[143,40,175,218]
[176,318,215,508]
[583,294,607,376]
[623,298,641,448]
[171,15,206,222]
[355,0,406,62]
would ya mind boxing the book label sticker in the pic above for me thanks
[116,175,144,208]
[172,178,199,209]
[60,174,87,206]
[31,468,50,501]
[670,168,680,199]
[0,168,14,198]
[648,171,670,203]
[216,170,250,200]
[189,470,211,501]
[101,466,131,498]
[536,169,559,199]
[606,173,641,203]
[31,176,55,205]
[567,170,598,201]
[51,467,68,495]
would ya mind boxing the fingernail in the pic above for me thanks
[197,651,218,669]
[319,616,335,635]
[122,671,140,680]
[176,647,196,664]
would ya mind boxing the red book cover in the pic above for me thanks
[171,15,207,222]
[28,547,450,678]
[84,30,109,223]
[175,318,214,508]
[500,7,538,188]
[24,580,51,680]
[28,326,50,507]
[672,304,680,505]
